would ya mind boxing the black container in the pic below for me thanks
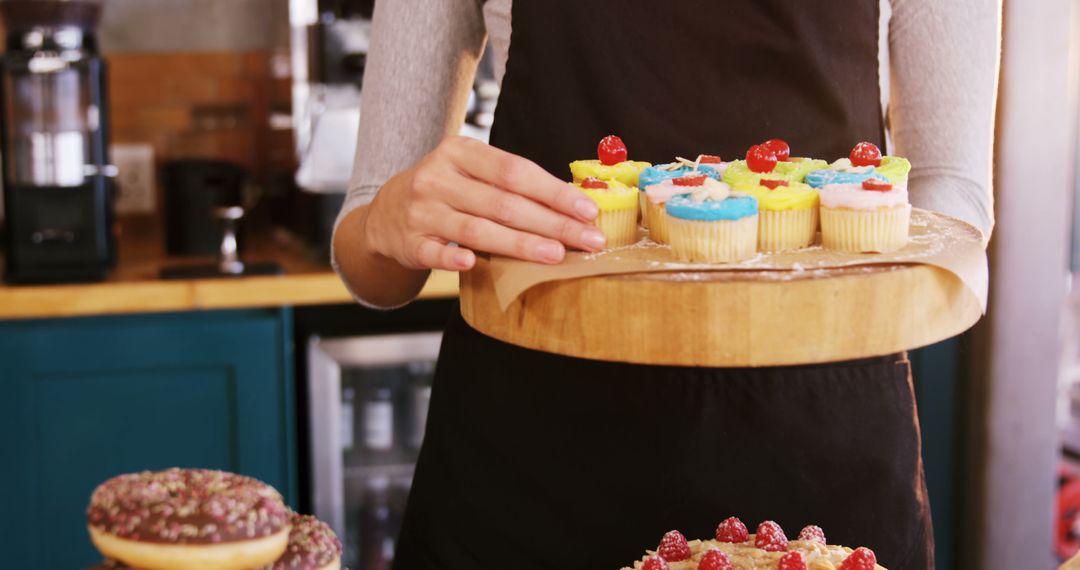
[162,159,247,256]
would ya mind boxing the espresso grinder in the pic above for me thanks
[0,0,116,283]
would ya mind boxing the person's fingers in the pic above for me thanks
[410,237,476,271]
[435,174,606,252]
[441,210,566,264]
[440,136,599,222]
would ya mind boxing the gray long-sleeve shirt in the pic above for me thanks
[336,0,1000,306]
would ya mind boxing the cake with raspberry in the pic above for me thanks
[620,518,888,570]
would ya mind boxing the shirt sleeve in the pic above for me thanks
[330,0,487,308]
[887,0,1001,240]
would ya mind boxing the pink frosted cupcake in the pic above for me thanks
[819,178,910,253]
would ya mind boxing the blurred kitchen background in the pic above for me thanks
[0,0,1073,569]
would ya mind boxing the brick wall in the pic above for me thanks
[107,50,296,191]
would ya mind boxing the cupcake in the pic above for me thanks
[805,141,910,188]
[638,156,722,228]
[569,135,652,187]
[575,176,640,248]
[723,139,827,187]
[734,179,819,252]
[644,171,723,244]
[665,180,758,263]
[819,177,911,253]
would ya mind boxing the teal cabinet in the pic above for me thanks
[0,309,296,570]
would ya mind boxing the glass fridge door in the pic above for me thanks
[307,332,441,569]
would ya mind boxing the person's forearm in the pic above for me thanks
[333,204,431,309]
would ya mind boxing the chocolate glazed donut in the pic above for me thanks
[86,468,291,570]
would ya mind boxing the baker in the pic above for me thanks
[331,1,999,568]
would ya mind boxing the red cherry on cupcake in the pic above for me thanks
[763,139,791,162]
[761,179,789,190]
[673,173,707,187]
[699,154,724,164]
[746,144,778,173]
[581,177,609,189]
[598,135,628,166]
[850,141,882,167]
[862,178,893,192]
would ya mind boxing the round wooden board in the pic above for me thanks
[459,258,983,367]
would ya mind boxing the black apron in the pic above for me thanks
[394,1,933,569]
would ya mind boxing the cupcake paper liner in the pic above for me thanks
[668,214,758,263]
[645,200,673,244]
[820,204,911,253]
[758,207,818,252]
[595,206,640,248]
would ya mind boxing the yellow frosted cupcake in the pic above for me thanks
[575,177,639,248]
[734,179,819,252]
[665,180,759,263]
[819,178,911,253]
[569,135,651,187]
[723,140,827,187]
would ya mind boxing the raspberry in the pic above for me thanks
[715,517,749,543]
[797,525,826,544]
[839,547,878,570]
[698,154,723,164]
[778,551,807,570]
[598,135,628,166]
[698,549,733,570]
[642,556,669,570]
[760,179,789,190]
[657,530,691,561]
[754,521,788,552]
[672,174,707,187]
[580,176,609,189]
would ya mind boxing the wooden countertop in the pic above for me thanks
[0,226,458,320]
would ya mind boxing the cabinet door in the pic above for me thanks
[0,309,296,570]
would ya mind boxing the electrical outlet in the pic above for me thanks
[112,143,156,214]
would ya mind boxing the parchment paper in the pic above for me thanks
[488,208,988,311]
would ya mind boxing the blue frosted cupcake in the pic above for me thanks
[665,184,759,263]
[638,159,721,228]
[804,159,883,188]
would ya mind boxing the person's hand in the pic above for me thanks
[362,136,606,271]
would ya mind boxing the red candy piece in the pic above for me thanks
[778,551,808,570]
[760,179,789,190]
[698,549,733,570]
[699,154,724,164]
[716,517,750,543]
[839,547,878,570]
[598,135,628,166]
[642,556,669,570]
[657,530,691,561]
[673,174,707,187]
[746,144,778,173]
[862,179,893,192]
[850,141,882,167]
[754,521,788,552]
[797,525,826,544]
[763,139,791,162]
[581,177,609,190]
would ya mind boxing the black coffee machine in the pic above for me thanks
[0,0,115,283]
